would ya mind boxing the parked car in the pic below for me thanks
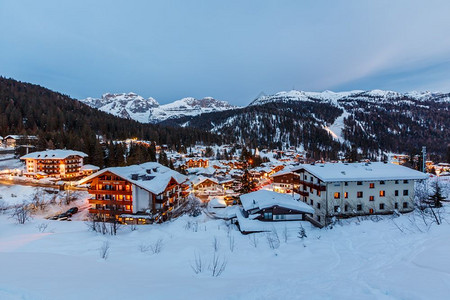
[66,207,78,215]
[57,213,70,220]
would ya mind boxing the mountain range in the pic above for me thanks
[80,93,236,123]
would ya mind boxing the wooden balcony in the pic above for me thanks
[88,188,132,195]
[89,199,132,206]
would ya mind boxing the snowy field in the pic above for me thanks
[0,180,449,300]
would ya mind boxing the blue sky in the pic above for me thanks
[1,0,450,105]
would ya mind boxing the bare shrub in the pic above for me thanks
[298,224,307,239]
[228,235,235,252]
[10,202,31,224]
[248,234,259,248]
[282,225,289,243]
[138,243,151,253]
[191,252,204,274]
[100,241,110,259]
[150,238,163,254]
[212,236,220,252]
[209,252,227,277]
[266,231,280,250]
[37,223,48,233]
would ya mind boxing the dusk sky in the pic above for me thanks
[1,0,450,105]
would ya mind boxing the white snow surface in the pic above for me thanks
[1,178,449,299]
[80,93,237,124]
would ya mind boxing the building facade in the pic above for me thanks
[291,162,428,226]
[79,162,189,224]
[21,149,88,179]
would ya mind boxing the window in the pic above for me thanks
[305,175,308,181]
[344,205,348,212]
[403,190,409,196]
[317,190,321,196]
[357,191,363,198]
[334,206,339,213]
[379,203,385,210]
[334,192,340,199]
[395,180,399,184]
[357,204,362,211]
[317,215,321,222]
[380,181,385,185]
[403,202,408,209]
[344,192,348,199]
[369,208,374,214]
[403,180,409,184]
[369,183,375,189]
[369,196,374,201]
[344,182,348,186]
[357,181,363,185]
[379,190,385,197]
[317,203,321,209]
[126,205,131,210]
[310,200,314,205]
[395,190,399,196]
[395,202,398,209]
[264,212,273,220]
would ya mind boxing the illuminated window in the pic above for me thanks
[344,192,348,198]
[369,208,374,214]
[126,195,131,200]
[126,205,131,210]
[379,190,385,197]
[369,183,375,189]
[357,191,363,198]
[334,192,340,199]
[369,196,374,201]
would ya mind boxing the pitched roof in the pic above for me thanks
[21,149,88,160]
[240,190,314,214]
[79,162,187,195]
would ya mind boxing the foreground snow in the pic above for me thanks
[1,203,450,299]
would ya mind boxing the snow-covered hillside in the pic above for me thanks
[80,93,237,123]
[249,89,450,106]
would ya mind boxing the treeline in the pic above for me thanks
[0,77,228,166]
[162,100,345,160]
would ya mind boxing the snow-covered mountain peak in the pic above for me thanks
[79,93,237,124]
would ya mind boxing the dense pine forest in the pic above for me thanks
[0,77,227,166]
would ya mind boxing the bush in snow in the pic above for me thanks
[36,223,48,233]
[266,231,280,250]
[228,235,235,252]
[212,236,220,252]
[209,252,227,277]
[248,234,259,248]
[10,202,31,224]
[298,224,307,239]
[100,241,110,260]
[191,252,204,274]
[150,238,163,254]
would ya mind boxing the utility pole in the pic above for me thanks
[422,146,426,173]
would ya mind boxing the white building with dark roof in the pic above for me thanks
[292,162,428,226]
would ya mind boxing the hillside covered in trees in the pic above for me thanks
[0,77,227,166]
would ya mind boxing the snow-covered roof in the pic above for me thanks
[79,162,187,195]
[192,176,219,186]
[21,149,88,160]
[240,190,314,214]
[208,197,226,208]
[299,162,428,182]
[4,135,38,140]
[81,164,100,171]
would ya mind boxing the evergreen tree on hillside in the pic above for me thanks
[428,182,444,208]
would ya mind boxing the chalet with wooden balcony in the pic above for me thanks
[185,158,209,168]
[20,149,88,179]
[270,169,300,194]
[78,162,188,224]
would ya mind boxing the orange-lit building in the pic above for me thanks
[21,149,88,179]
[79,162,189,224]
[185,158,209,168]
